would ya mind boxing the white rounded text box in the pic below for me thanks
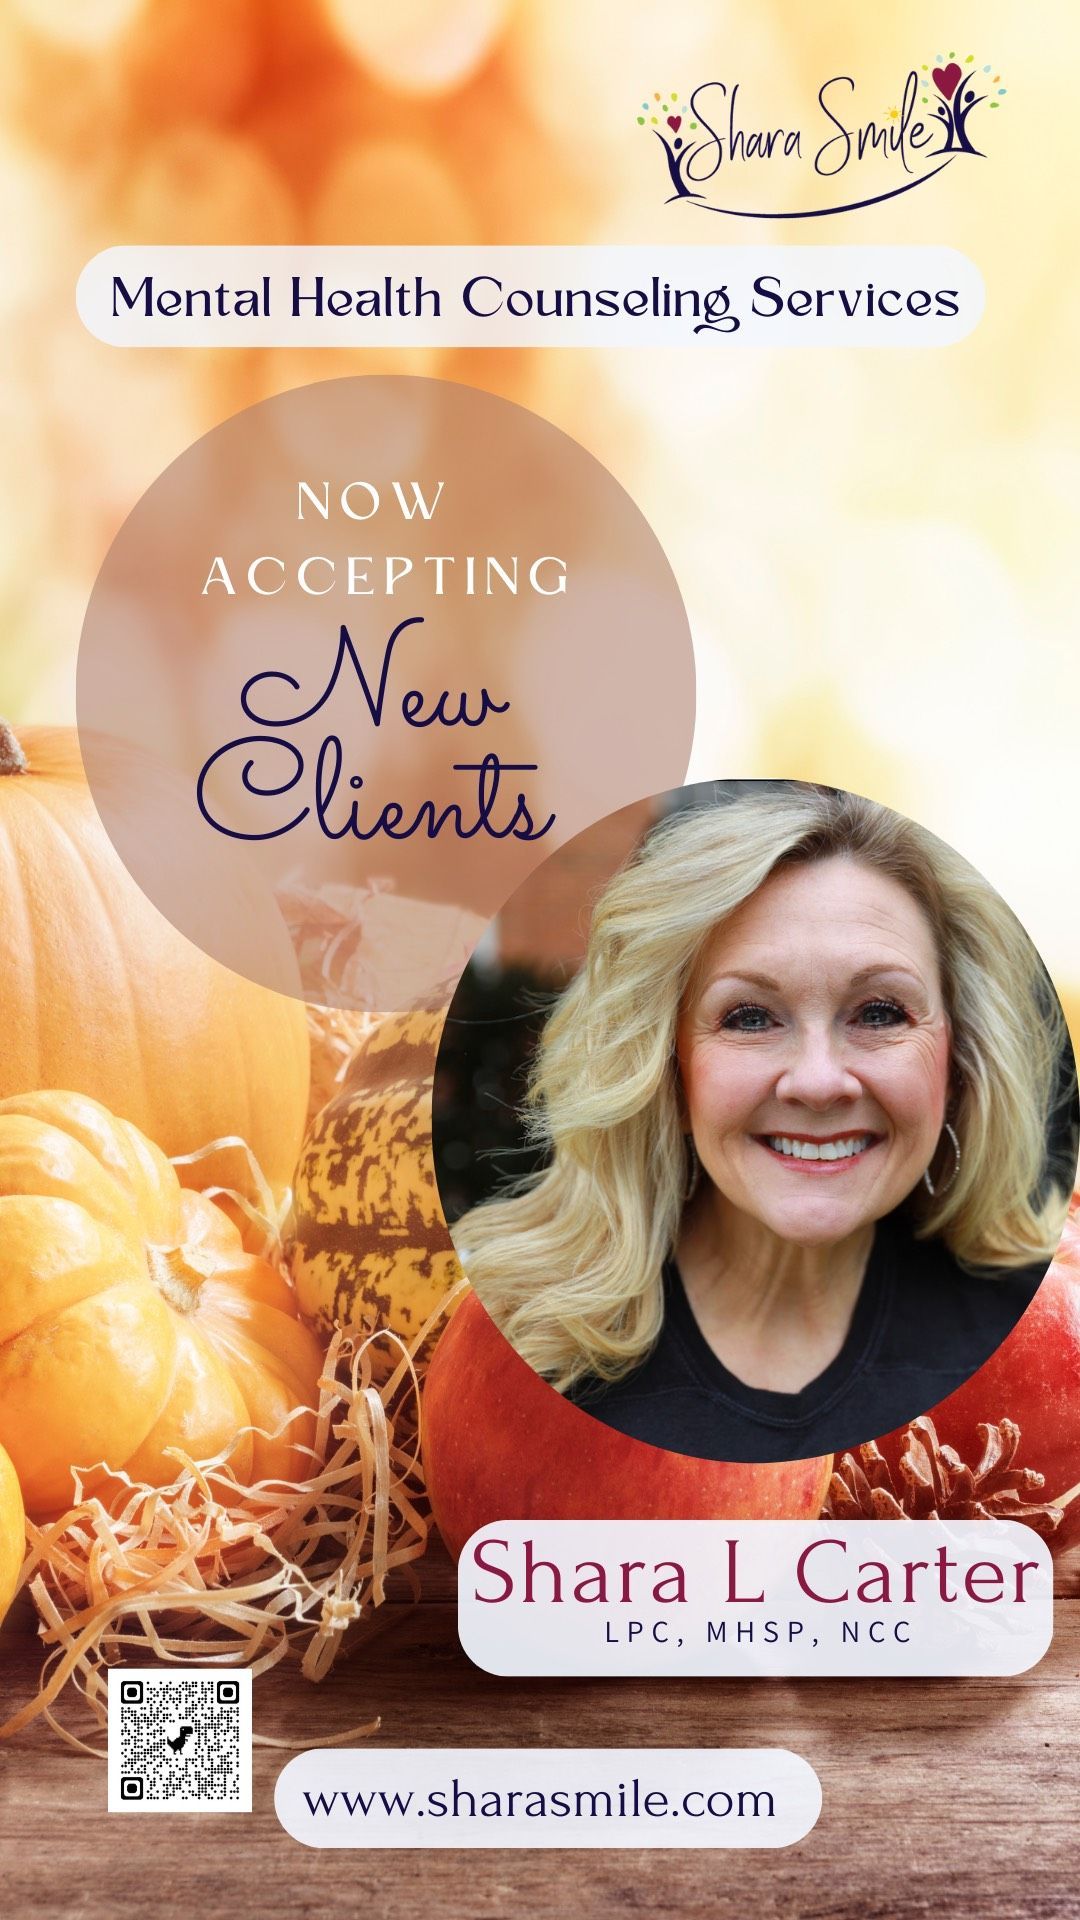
[457,1520,1052,1677]
[77,245,982,347]
[275,1747,821,1849]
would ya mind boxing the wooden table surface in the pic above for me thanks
[2,1537,1078,1920]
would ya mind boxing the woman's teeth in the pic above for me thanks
[765,1135,873,1161]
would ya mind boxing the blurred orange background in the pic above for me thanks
[0,0,1075,1039]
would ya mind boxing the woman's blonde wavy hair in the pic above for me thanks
[454,785,1074,1393]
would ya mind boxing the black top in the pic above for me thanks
[564,1211,1047,1463]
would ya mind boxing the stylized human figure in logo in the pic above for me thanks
[636,92,704,201]
[928,61,987,155]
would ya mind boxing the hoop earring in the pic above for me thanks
[684,1136,701,1202]
[923,1121,961,1198]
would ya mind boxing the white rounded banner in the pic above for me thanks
[457,1520,1053,1677]
[275,1747,822,1849]
[77,246,983,347]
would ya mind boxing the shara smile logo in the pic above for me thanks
[640,52,1005,218]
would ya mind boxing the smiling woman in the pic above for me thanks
[446,784,1077,1463]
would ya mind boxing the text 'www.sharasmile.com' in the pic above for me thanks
[302,1777,776,1823]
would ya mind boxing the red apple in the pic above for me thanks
[870,1199,1080,1551]
[423,1293,833,1560]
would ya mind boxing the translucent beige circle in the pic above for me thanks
[77,375,694,1011]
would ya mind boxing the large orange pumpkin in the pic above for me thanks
[0,1090,326,1519]
[0,1440,24,1623]
[425,1292,832,1561]
[0,722,309,1194]
[862,1196,1080,1552]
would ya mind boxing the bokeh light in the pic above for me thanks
[322,0,514,96]
[309,141,477,246]
[11,0,147,53]
[121,127,296,245]
[0,0,1074,1040]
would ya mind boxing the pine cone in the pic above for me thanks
[824,1415,1063,1539]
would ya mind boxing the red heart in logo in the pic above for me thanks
[931,62,963,100]
[667,114,682,132]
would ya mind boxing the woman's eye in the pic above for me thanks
[854,998,909,1028]
[720,1002,776,1032]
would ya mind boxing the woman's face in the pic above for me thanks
[676,855,952,1248]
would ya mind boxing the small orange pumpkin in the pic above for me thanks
[0,1441,24,1622]
[0,1090,326,1519]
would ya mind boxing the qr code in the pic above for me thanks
[107,1669,252,1813]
